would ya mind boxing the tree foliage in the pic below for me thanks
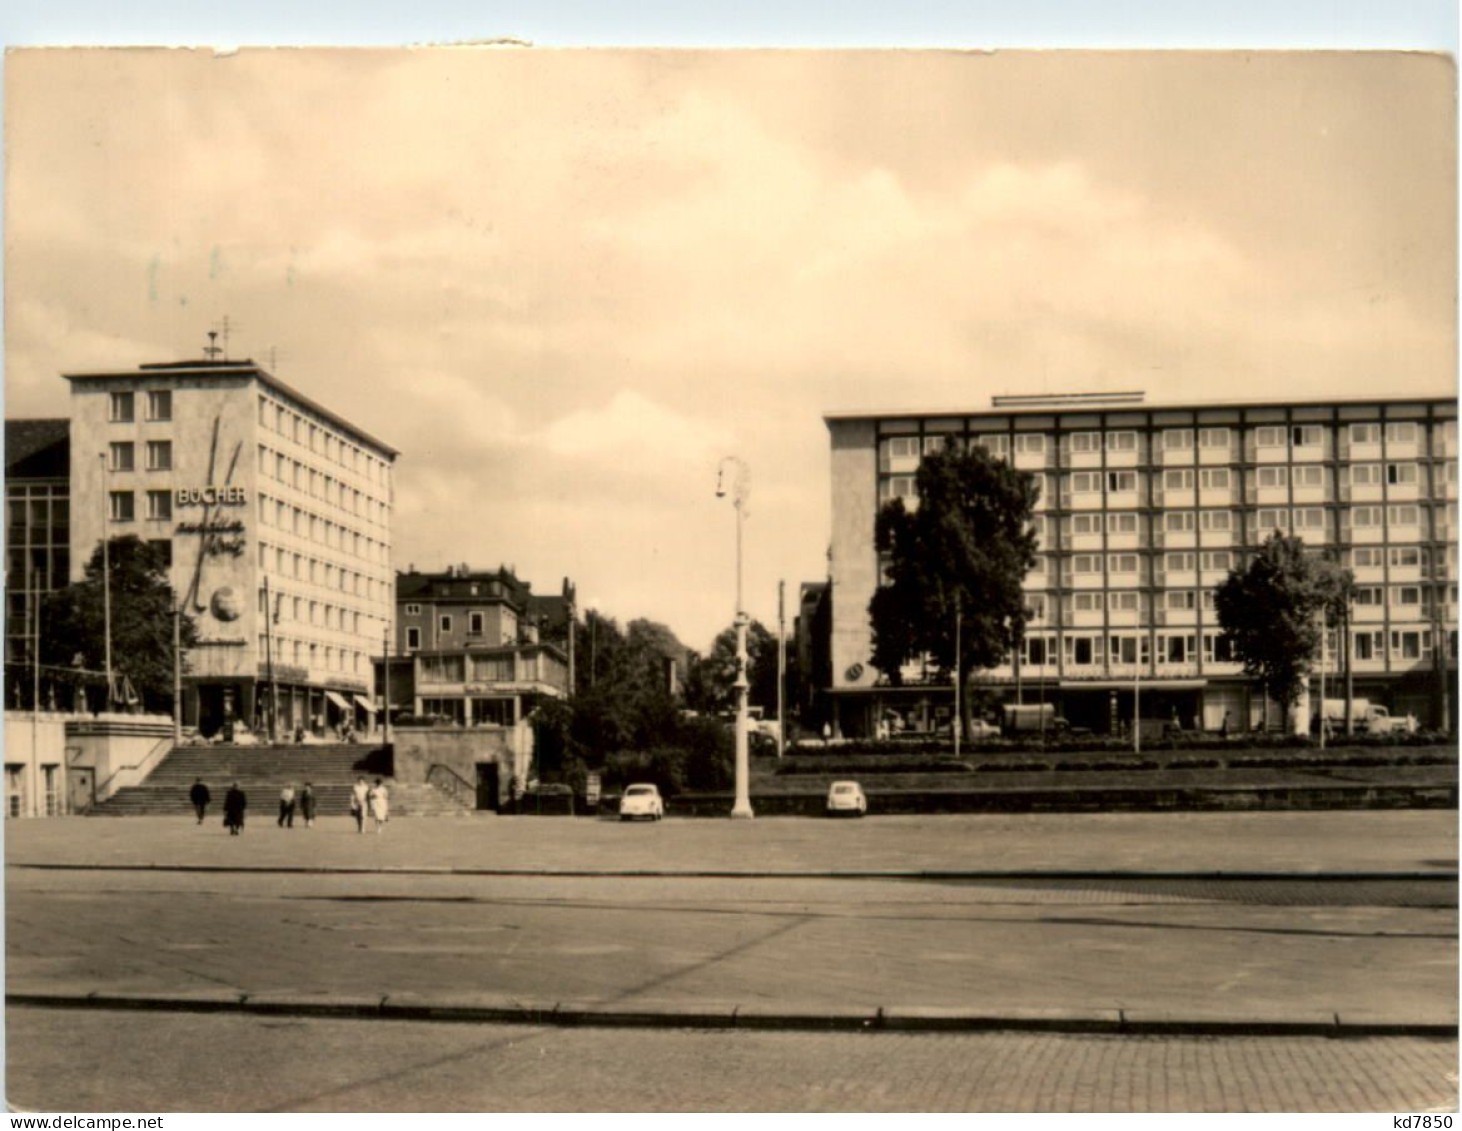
[1214,532,1354,709]
[683,618,789,716]
[40,536,197,712]
[868,445,1039,724]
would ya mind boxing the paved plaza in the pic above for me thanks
[5,811,1457,1111]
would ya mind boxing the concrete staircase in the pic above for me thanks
[89,744,474,818]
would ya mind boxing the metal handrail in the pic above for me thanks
[426,763,475,805]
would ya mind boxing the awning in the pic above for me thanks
[324,690,353,711]
[1058,679,1208,691]
[352,694,378,714]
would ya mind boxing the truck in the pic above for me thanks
[1314,698,1418,736]
[1002,703,1072,735]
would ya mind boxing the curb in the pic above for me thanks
[7,862,1458,882]
[8,991,1457,1039]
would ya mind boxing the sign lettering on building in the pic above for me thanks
[176,486,248,506]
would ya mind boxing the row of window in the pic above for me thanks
[256,635,369,675]
[882,420,1446,463]
[257,541,387,604]
[1019,628,1456,667]
[256,492,390,564]
[107,390,171,423]
[107,440,172,472]
[108,490,172,522]
[256,443,387,518]
[257,584,375,635]
[257,395,390,488]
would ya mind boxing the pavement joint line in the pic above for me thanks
[6,992,1457,1039]
[5,862,1458,881]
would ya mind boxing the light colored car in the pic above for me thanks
[963,719,1001,741]
[618,783,664,821]
[825,780,867,817]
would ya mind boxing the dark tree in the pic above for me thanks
[868,445,1039,735]
[685,619,782,716]
[1214,532,1353,727]
[41,536,197,713]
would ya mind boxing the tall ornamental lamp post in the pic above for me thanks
[716,456,754,820]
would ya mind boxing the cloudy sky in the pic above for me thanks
[4,48,1455,649]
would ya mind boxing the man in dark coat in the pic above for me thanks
[299,782,317,829]
[223,783,247,835]
[189,779,211,825]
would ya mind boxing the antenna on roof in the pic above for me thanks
[202,331,222,362]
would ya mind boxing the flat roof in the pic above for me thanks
[824,390,1458,424]
[63,360,399,459]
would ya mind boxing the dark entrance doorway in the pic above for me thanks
[67,767,95,814]
[474,762,499,812]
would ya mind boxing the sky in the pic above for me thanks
[3,45,1456,652]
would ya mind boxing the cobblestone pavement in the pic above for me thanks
[8,869,1455,1022]
[7,809,1454,875]
[7,1007,1456,1112]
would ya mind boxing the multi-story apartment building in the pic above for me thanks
[65,357,397,737]
[824,392,1458,737]
[5,419,70,706]
[386,565,571,726]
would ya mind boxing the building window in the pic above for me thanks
[1164,469,1194,491]
[1385,422,1418,444]
[1025,594,1047,620]
[1199,428,1230,449]
[1351,547,1384,568]
[1065,636,1100,665]
[146,490,172,521]
[1293,466,1325,488]
[1389,546,1423,568]
[1350,505,1383,528]
[1109,635,1149,665]
[109,442,135,472]
[1353,586,1384,606]
[1071,472,1102,495]
[1200,550,1232,572]
[1024,636,1054,665]
[147,390,172,421]
[1106,471,1136,493]
[1108,591,1139,611]
[109,391,135,422]
[1165,552,1196,572]
[974,434,1010,458]
[1162,635,1194,663]
[1203,633,1236,663]
[1163,429,1194,450]
[1071,554,1102,575]
[1199,468,1230,489]
[1069,432,1101,453]
[1292,425,1322,448]
[1391,630,1426,660]
[1387,505,1420,527]
[1257,466,1287,488]
[1256,509,1290,533]
[1392,586,1422,607]
[1073,592,1101,612]
[1069,513,1099,538]
[1200,510,1232,532]
[1167,590,1197,610]
[1255,426,1286,448]
[1348,464,1382,486]
[1107,554,1138,575]
[1354,631,1383,660]
[1350,423,1381,445]
[1292,508,1326,531]
[1106,512,1138,534]
[1013,434,1045,454]
[439,615,452,634]
[1106,431,1137,452]
[145,440,172,471]
[108,491,134,522]
[469,611,485,636]
[1387,463,1419,485]
[1165,511,1195,532]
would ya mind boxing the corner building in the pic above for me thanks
[66,359,397,736]
[825,393,1458,737]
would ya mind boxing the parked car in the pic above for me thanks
[825,780,867,817]
[962,719,1001,741]
[618,783,665,821]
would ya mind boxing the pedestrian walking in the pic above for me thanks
[350,776,369,834]
[278,783,297,828]
[368,778,390,834]
[223,783,246,835]
[189,778,211,825]
[299,781,316,829]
